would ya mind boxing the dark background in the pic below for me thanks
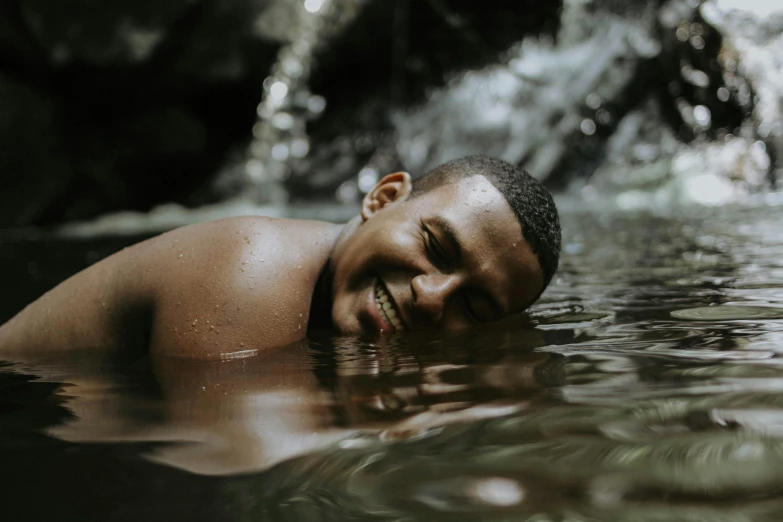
[0,0,560,227]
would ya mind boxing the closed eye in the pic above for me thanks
[422,223,448,267]
[463,296,480,324]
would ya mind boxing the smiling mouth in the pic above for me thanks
[375,280,405,331]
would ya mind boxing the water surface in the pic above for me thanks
[3,203,783,521]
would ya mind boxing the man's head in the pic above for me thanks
[409,156,561,291]
[328,155,561,337]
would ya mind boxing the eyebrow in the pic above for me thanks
[430,216,507,319]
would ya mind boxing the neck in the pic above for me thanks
[307,216,361,332]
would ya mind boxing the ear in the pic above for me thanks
[361,171,412,221]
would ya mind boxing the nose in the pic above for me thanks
[411,273,461,324]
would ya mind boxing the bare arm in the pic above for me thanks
[0,237,153,356]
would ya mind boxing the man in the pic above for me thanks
[0,155,561,359]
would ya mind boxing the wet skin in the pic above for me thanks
[328,172,544,337]
[0,173,543,359]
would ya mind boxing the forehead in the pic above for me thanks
[412,174,544,312]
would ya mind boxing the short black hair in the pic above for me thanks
[411,155,561,301]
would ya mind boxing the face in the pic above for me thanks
[328,173,545,337]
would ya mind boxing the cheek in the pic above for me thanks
[334,217,426,308]
[347,224,415,273]
[331,296,358,333]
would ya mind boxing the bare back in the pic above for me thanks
[0,217,341,359]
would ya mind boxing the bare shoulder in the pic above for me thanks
[147,216,340,358]
[149,215,337,253]
[0,216,341,359]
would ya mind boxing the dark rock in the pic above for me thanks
[57,106,208,221]
[0,74,70,227]
[0,0,281,226]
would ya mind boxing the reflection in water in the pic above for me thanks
[671,305,783,320]
[6,321,557,476]
[4,204,783,520]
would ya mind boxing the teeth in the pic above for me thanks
[375,282,404,331]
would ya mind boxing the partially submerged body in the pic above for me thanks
[0,155,563,474]
[0,156,561,360]
[0,216,340,359]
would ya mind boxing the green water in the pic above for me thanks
[2,202,783,521]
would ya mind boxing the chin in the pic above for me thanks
[330,307,358,335]
[333,322,356,336]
